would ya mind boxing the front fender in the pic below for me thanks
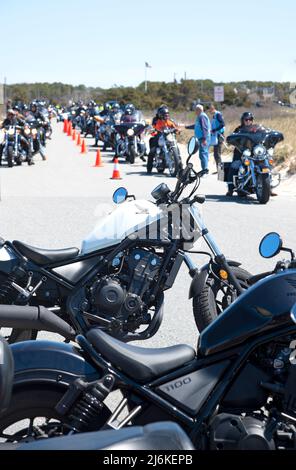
[11,340,101,387]
[189,260,241,299]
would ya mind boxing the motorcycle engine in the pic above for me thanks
[87,248,162,332]
[209,413,276,450]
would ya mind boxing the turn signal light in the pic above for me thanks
[244,159,250,166]
[262,168,270,174]
[269,159,274,165]
[219,270,228,280]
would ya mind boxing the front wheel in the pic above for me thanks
[256,173,270,204]
[128,143,136,164]
[168,147,182,177]
[7,146,13,167]
[192,266,251,333]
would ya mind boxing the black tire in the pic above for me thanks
[7,146,13,167]
[128,144,136,164]
[39,145,46,160]
[147,154,154,173]
[0,383,110,442]
[168,147,181,177]
[193,266,251,333]
[256,174,270,204]
[157,168,165,173]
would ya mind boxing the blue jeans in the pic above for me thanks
[198,139,209,170]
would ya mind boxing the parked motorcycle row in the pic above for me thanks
[0,132,296,451]
[0,100,53,168]
[56,100,183,173]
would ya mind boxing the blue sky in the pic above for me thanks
[2,0,296,87]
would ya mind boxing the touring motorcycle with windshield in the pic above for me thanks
[0,138,251,343]
[0,126,29,167]
[147,128,182,177]
[220,124,283,204]
[114,122,147,163]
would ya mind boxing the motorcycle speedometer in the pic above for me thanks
[151,183,170,201]
[253,144,266,159]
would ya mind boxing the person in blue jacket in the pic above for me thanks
[186,104,211,173]
[209,103,225,169]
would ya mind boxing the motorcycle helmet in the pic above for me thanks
[157,105,170,120]
[104,102,112,112]
[241,111,254,125]
[124,103,135,115]
[112,102,121,113]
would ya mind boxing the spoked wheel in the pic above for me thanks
[168,147,181,177]
[193,266,251,333]
[0,384,111,443]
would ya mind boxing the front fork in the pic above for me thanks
[187,205,244,294]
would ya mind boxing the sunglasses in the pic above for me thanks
[244,118,253,122]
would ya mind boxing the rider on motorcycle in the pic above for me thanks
[0,109,33,166]
[147,105,179,172]
[30,102,47,147]
[226,112,277,197]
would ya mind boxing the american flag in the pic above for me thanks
[145,62,152,68]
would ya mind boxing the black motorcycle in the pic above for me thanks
[0,138,250,343]
[147,128,182,177]
[0,334,193,450]
[24,118,46,160]
[220,125,283,204]
[1,232,296,450]
[114,122,147,163]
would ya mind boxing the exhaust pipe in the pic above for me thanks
[0,305,76,340]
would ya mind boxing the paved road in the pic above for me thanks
[0,122,296,349]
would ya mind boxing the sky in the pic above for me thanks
[1,0,296,88]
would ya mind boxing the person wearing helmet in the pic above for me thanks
[226,112,254,196]
[0,110,34,166]
[146,105,179,173]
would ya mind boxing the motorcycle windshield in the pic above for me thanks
[227,125,284,150]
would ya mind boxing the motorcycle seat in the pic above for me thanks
[0,336,14,417]
[86,328,195,383]
[12,240,80,266]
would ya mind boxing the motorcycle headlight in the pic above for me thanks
[243,149,251,158]
[127,128,134,136]
[268,148,274,157]
[166,133,174,142]
[24,128,30,135]
[8,128,14,136]
[31,128,37,135]
[253,144,266,160]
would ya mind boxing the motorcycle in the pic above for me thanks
[0,126,29,167]
[114,122,147,163]
[220,124,283,204]
[0,138,250,343]
[97,116,116,150]
[24,118,46,160]
[2,232,296,450]
[0,334,193,450]
[147,128,182,177]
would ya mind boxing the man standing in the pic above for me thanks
[209,103,225,169]
[186,104,211,173]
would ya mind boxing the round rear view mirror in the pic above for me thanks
[259,232,282,259]
[113,187,128,204]
[187,137,199,156]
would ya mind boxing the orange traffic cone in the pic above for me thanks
[110,157,122,179]
[76,132,81,146]
[63,119,68,133]
[72,129,76,141]
[67,122,72,137]
[93,148,103,167]
[80,139,87,154]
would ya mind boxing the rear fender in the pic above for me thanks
[11,340,102,388]
[189,260,241,299]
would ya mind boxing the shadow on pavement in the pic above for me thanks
[205,194,259,205]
